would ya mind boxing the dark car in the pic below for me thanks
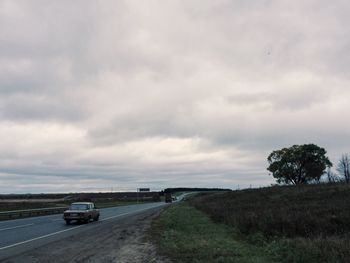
[165,193,172,203]
[63,202,99,224]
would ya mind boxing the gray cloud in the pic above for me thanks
[0,0,349,193]
[0,93,87,121]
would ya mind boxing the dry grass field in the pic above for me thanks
[189,184,350,262]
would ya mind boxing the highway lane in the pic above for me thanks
[0,201,167,260]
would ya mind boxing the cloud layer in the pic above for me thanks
[0,0,349,193]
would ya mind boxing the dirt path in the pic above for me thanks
[4,208,171,263]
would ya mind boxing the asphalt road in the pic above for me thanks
[0,201,167,261]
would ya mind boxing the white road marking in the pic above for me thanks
[0,223,34,232]
[0,214,61,224]
[0,204,164,251]
[101,212,136,222]
[0,225,83,251]
[101,204,163,222]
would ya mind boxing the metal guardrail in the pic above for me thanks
[0,207,68,221]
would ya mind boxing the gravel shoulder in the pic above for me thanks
[4,208,171,263]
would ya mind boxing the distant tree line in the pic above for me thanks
[267,144,350,185]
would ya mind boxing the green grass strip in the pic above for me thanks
[151,202,276,263]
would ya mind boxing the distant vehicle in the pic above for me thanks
[165,193,172,203]
[63,202,99,225]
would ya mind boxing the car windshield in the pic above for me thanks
[69,204,89,210]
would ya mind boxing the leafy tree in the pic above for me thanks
[267,144,332,185]
[337,154,350,183]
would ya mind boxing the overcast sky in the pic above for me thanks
[0,0,349,193]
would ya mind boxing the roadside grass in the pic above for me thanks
[151,202,276,263]
[0,201,67,212]
[189,183,350,263]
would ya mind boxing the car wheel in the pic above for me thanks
[65,219,71,225]
[94,215,99,221]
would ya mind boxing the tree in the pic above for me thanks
[326,167,339,183]
[267,144,332,185]
[337,154,350,183]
